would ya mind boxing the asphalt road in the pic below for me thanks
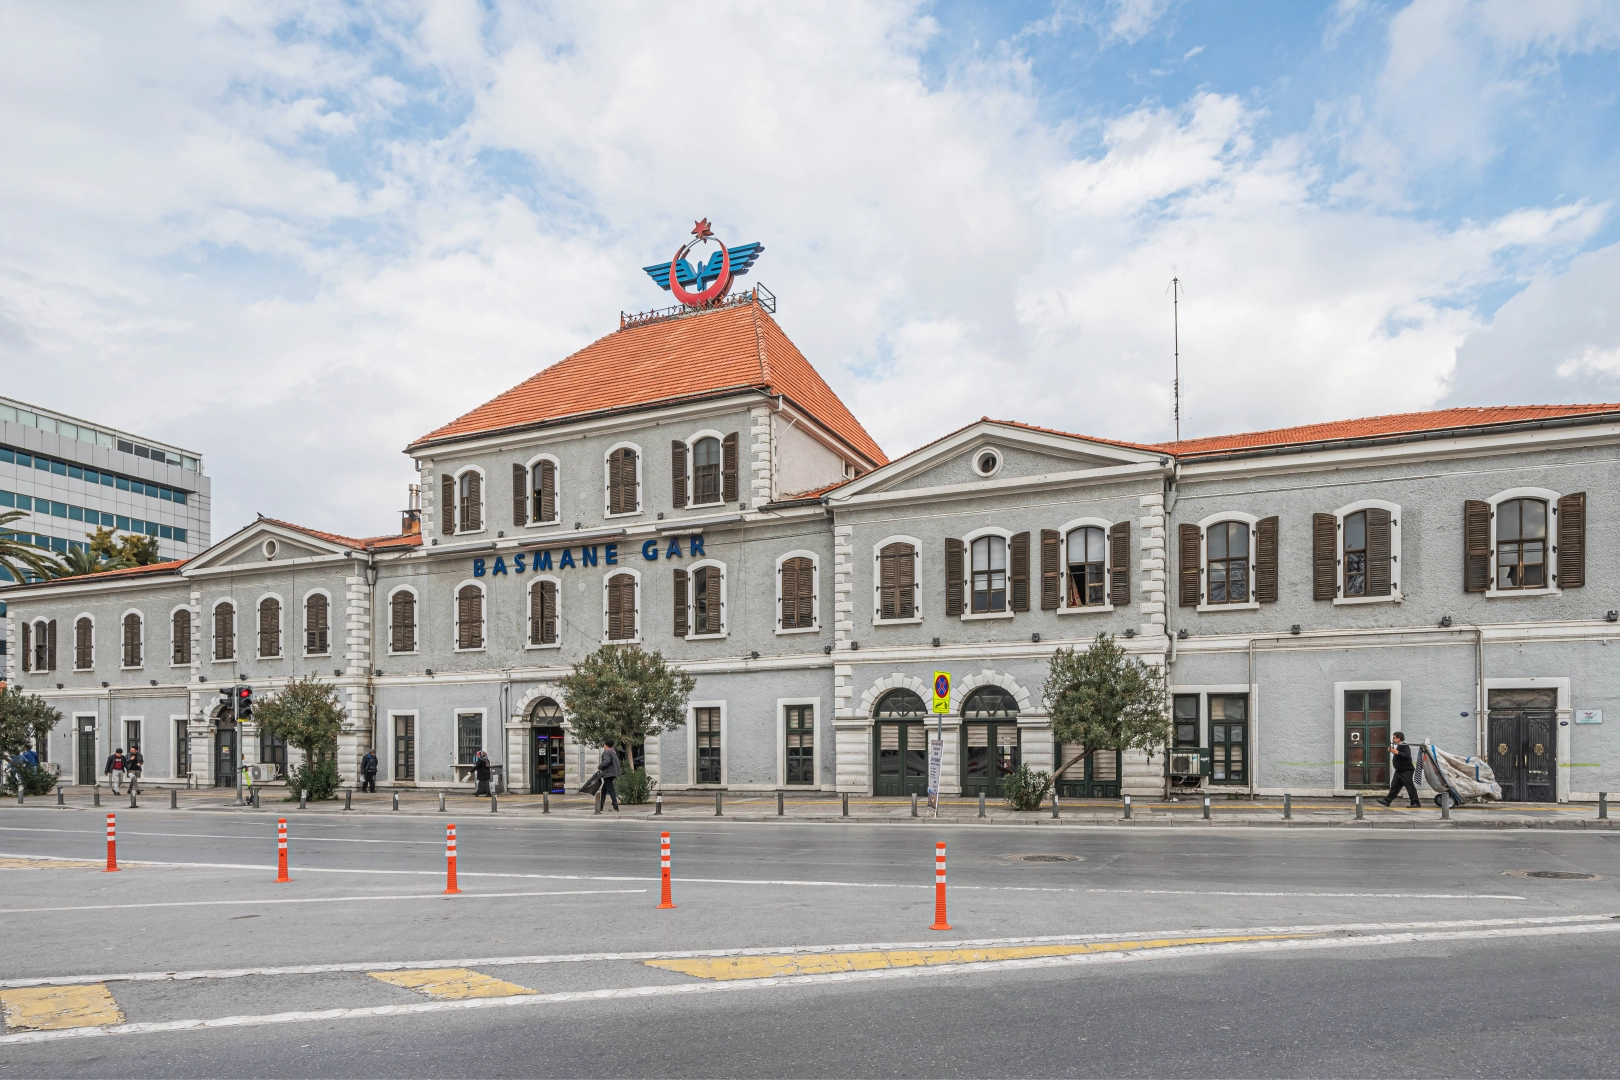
[2,805,1618,1077]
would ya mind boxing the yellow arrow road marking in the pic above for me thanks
[369,968,535,1000]
[647,933,1317,981]
[0,985,125,1031]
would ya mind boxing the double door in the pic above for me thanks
[77,720,96,786]
[960,723,1019,798]
[874,723,930,797]
[530,727,566,794]
[1487,690,1556,802]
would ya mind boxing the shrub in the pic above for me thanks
[286,757,343,801]
[1001,764,1053,812]
[618,767,655,805]
[2,762,58,796]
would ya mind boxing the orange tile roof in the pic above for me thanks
[258,518,423,552]
[1153,404,1620,457]
[408,301,886,465]
[9,558,188,589]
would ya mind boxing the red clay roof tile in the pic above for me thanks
[9,558,188,589]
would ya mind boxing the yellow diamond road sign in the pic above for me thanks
[932,671,951,714]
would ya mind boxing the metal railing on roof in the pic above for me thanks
[620,282,775,330]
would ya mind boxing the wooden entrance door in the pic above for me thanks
[1487,689,1556,802]
[1343,689,1391,789]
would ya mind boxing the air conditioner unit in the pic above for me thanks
[248,764,279,782]
[1169,752,1199,777]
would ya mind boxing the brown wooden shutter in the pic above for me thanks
[1253,517,1278,603]
[306,595,328,654]
[673,568,688,636]
[722,432,739,503]
[623,576,637,639]
[77,617,91,669]
[1313,513,1338,600]
[1040,530,1061,610]
[259,600,280,656]
[700,568,722,634]
[1109,521,1132,606]
[390,593,408,652]
[466,472,482,531]
[671,441,688,509]
[537,459,556,522]
[781,557,811,629]
[1009,532,1031,612]
[1464,500,1491,593]
[1557,492,1586,588]
[542,580,558,643]
[945,538,965,616]
[878,546,897,619]
[795,558,814,627]
[1366,508,1392,596]
[1178,523,1201,607]
[20,622,30,672]
[215,603,234,660]
[440,474,455,535]
[513,463,527,526]
[897,544,915,619]
[46,618,57,671]
[123,614,140,667]
[529,581,547,645]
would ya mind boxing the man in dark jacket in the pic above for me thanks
[1379,731,1421,807]
[124,744,144,796]
[105,749,124,795]
[594,745,621,813]
[359,749,379,793]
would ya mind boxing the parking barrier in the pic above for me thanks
[653,794,661,816]
[1355,793,1363,820]
[715,793,723,817]
[657,832,675,909]
[57,789,65,806]
[276,818,290,882]
[490,793,498,814]
[1203,795,1211,820]
[253,789,261,809]
[1051,794,1060,819]
[978,793,986,818]
[929,841,951,931]
[169,790,177,809]
[437,791,444,813]
[777,791,784,816]
[15,790,21,805]
[345,790,352,811]
[1600,792,1608,820]
[299,789,308,810]
[1123,795,1132,820]
[104,813,119,872]
[911,794,918,818]
[1283,793,1292,820]
[129,789,137,809]
[841,793,849,817]
[443,823,461,894]
[1441,792,1451,820]
[93,787,101,808]
[543,790,550,814]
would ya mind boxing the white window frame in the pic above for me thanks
[1332,500,1403,606]
[524,452,562,528]
[777,696,821,788]
[302,588,334,657]
[526,574,563,651]
[120,715,145,758]
[969,444,1003,478]
[1485,487,1563,599]
[255,592,285,660]
[72,612,95,671]
[452,579,487,653]
[960,526,1015,621]
[684,558,728,640]
[452,706,489,770]
[453,465,487,535]
[1195,511,1261,613]
[602,566,642,645]
[168,605,194,668]
[1057,516,1116,615]
[679,429,727,509]
[687,699,727,787]
[119,609,145,670]
[775,549,820,635]
[386,585,419,656]
[1167,683,1257,792]
[603,441,643,518]
[872,534,924,626]
[1332,681,1403,796]
[209,599,237,664]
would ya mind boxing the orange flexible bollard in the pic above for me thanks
[658,832,676,909]
[275,818,290,882]
[929,840,951,930]
[104,813,120,873]
[444,823,461,894]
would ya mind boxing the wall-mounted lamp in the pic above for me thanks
[430,538,438,546]
[1439,615,1454,628]
[425,668,434,677]
[333,668,343,677]
[149,679,158,686]
[1123,628,1136,638]
[1608,610,1619,623]
[849,641,860,651]
[574,522,583,530]
[101,681,109,688]
[822,645,833,655]
[931,637,941,648]
[56,682,64,690]
[749,651,759,660]
[374,668,383,677]
[497,530,505,538]
[1177,628,1189,640]
[1031,633,1041,643]
[1290,624,1301,636]
[198,675,207,683]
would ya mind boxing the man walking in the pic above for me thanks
[105,748,124,795]
[594,743,621,814]
[1379,731,1422,807]
[124,744,144,796]
[359,748,379,793]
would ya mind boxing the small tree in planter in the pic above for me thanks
[0,686,61,795]
[255,675,345,800]
[1044,632,1170,793]
[560,645,695,780]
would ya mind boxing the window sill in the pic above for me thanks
[75,666,95,673]
[524,642,562,651]
[1196,601,1260,613]
[960,611,1015,621]
[603,510,642,520]
[1485,586,1560,599]
[1333,593,1402,606]
[776,626,820,636]
[303,652,332,659]
[525,520,563,530]
[169,662,190,669]
[210,657,236,665]
[603,636,643,646]
[683,500,726,511]
[257,655,283,662]
[873,616,924,626]
[387,650,419,657]
[453,528,489,537]
[119,666,143,671]
[452,647,486,654]
[684,632,729,642]
[1057,604,1115,615]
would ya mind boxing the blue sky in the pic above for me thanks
[1,0,1618,539]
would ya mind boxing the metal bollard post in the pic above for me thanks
[58,788,65,807]
[1600,792,1608,820]
[299,789,308,810]
[1051,793,1061,819]
[16,790,23,805]
[1123,794,1132,820]
[169,789,177,809]
[392,792,400,812]
[437,791,444,813]
[777,791,784,816]
[842,792,849,817]
[129,789,137,809]
[93,787,101,808]
[978,792,986,818]
[1440,792,1451,820]
[345,790,352,811]
[911,793,918,818]
[1283,793,1292,820]
[543,790,551,814]
[490,792,498,813]
[1203,795,1211,820]
[253,788,261,809]
[1355,793,1364,820]
[653,794,661,816]
[715,792,723,817]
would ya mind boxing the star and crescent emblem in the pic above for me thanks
[642,218,765,306]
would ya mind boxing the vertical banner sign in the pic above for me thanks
[928,672,951,813]
[927,739,944,814]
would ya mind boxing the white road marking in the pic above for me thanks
[0,889,644,916]
[0,852,1529,899]
[0,827,437,845]
[2,912,1608,989]
[3,920,1617,1046]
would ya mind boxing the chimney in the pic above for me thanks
[401,484,422,536]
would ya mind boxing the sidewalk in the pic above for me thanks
[16,786,1618,828]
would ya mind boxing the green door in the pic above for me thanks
[76,719,96,786]
[874,722,929,796]
[1054,744,1121,798]
[1209,694,1248,784]
[1343,690,1390,788]
[959,687,1020,798]
[531,727,566,794]
[214,728,236,788]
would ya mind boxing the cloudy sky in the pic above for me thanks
[3,0,1618,541]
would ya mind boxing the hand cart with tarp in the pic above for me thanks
[1416,740,1501,807]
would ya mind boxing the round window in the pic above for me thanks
[973,450,1001,477]
[262,539,279,560]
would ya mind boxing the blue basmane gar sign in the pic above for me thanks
[473,535,705,577]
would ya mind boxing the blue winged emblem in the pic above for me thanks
[643,242,765,292]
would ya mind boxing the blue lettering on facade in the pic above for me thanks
[514,553,526,573]
[491,556,507,575]
[581,546,598,567]
[483,537,690,578]
[605,543,618,565]
[642,539,659,560]
[559,549,575,569]
[666,537,683,559]
[689,535,705,557]
[535,550,553,571]
[473,557,486,577]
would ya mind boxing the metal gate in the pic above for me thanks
[1487,689,1556,802]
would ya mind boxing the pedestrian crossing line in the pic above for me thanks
[646,933,1316,981]
[0,984,125,1031]
[369,968,536,1000]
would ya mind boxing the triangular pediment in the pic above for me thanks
[182,519,358,575]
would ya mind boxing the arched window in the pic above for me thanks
[389,589,417,653]
[529,578,558,645]
[961,686,1020,797]
[970,535,1006,613]
[692,436,722,505]
[872,689,928,797]
[304,594,329,655]
[1066,526,1106,607]
[1206,521,1250,604]
[29,619,53,672]
[1496,497,1548,590]
[526,458,557,525]
[779,556,815,629]
[874,689,927,717]
[607,447,639,515]
[171,609,191,665]
[121,612,143,668]
[877,541,917,620]
[258,597,282,658]
[455,470,483,532]
[605,572,638,641]
[213,602,235,660]
[455,584,484,650]
[74,616,93,670]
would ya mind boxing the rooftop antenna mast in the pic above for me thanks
[1168,274,1184,442]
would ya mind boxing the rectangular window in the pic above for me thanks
[160,487,173,501]
[1209,695,1247,783]
[695,707,721,784]
[51,501,67,517]
[1343,689,1391,789]
[100,473,113,487]
[260,730,288,778]
[69,505,84,521]
[1206,522,1250,604]
[394,716,416,781]
[116,476,130,491]
[174,528,186,543]
[1172,694,1200,749]
[174,490,187,505]
[785,704,814,785]
[970,535,1007,613]
[176,720,190,777]
[116,515,129,531]
[51,459,66,476]
[0,491,11,508]
[68,465,82,480]
[457,714,482,765]
[124,720,142,752]
[1344,510,1367,597]
[16,452,31,467]
[160,525,173,539]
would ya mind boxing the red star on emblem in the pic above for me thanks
[691,218,714,240]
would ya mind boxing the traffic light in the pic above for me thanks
[237,686,254,721]
[218,686,233,717]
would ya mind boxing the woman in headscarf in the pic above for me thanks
[473,750,492,797]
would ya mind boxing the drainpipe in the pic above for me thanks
[364,554,379,772]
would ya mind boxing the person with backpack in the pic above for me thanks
[105,748,125,795]
[359,748,379,793]
[124,744,144,796]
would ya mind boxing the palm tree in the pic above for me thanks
[52,545,128,578]
[0,510,60,584]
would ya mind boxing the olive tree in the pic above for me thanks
[0,686,62,795]
[1044,632,1170,782]
[559,645,695,771]
[254,675,345,799]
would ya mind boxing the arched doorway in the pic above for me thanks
[527,698,566,795]
[211,703,237,789]
[872,688,929,797]
[960,686,1020,798]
